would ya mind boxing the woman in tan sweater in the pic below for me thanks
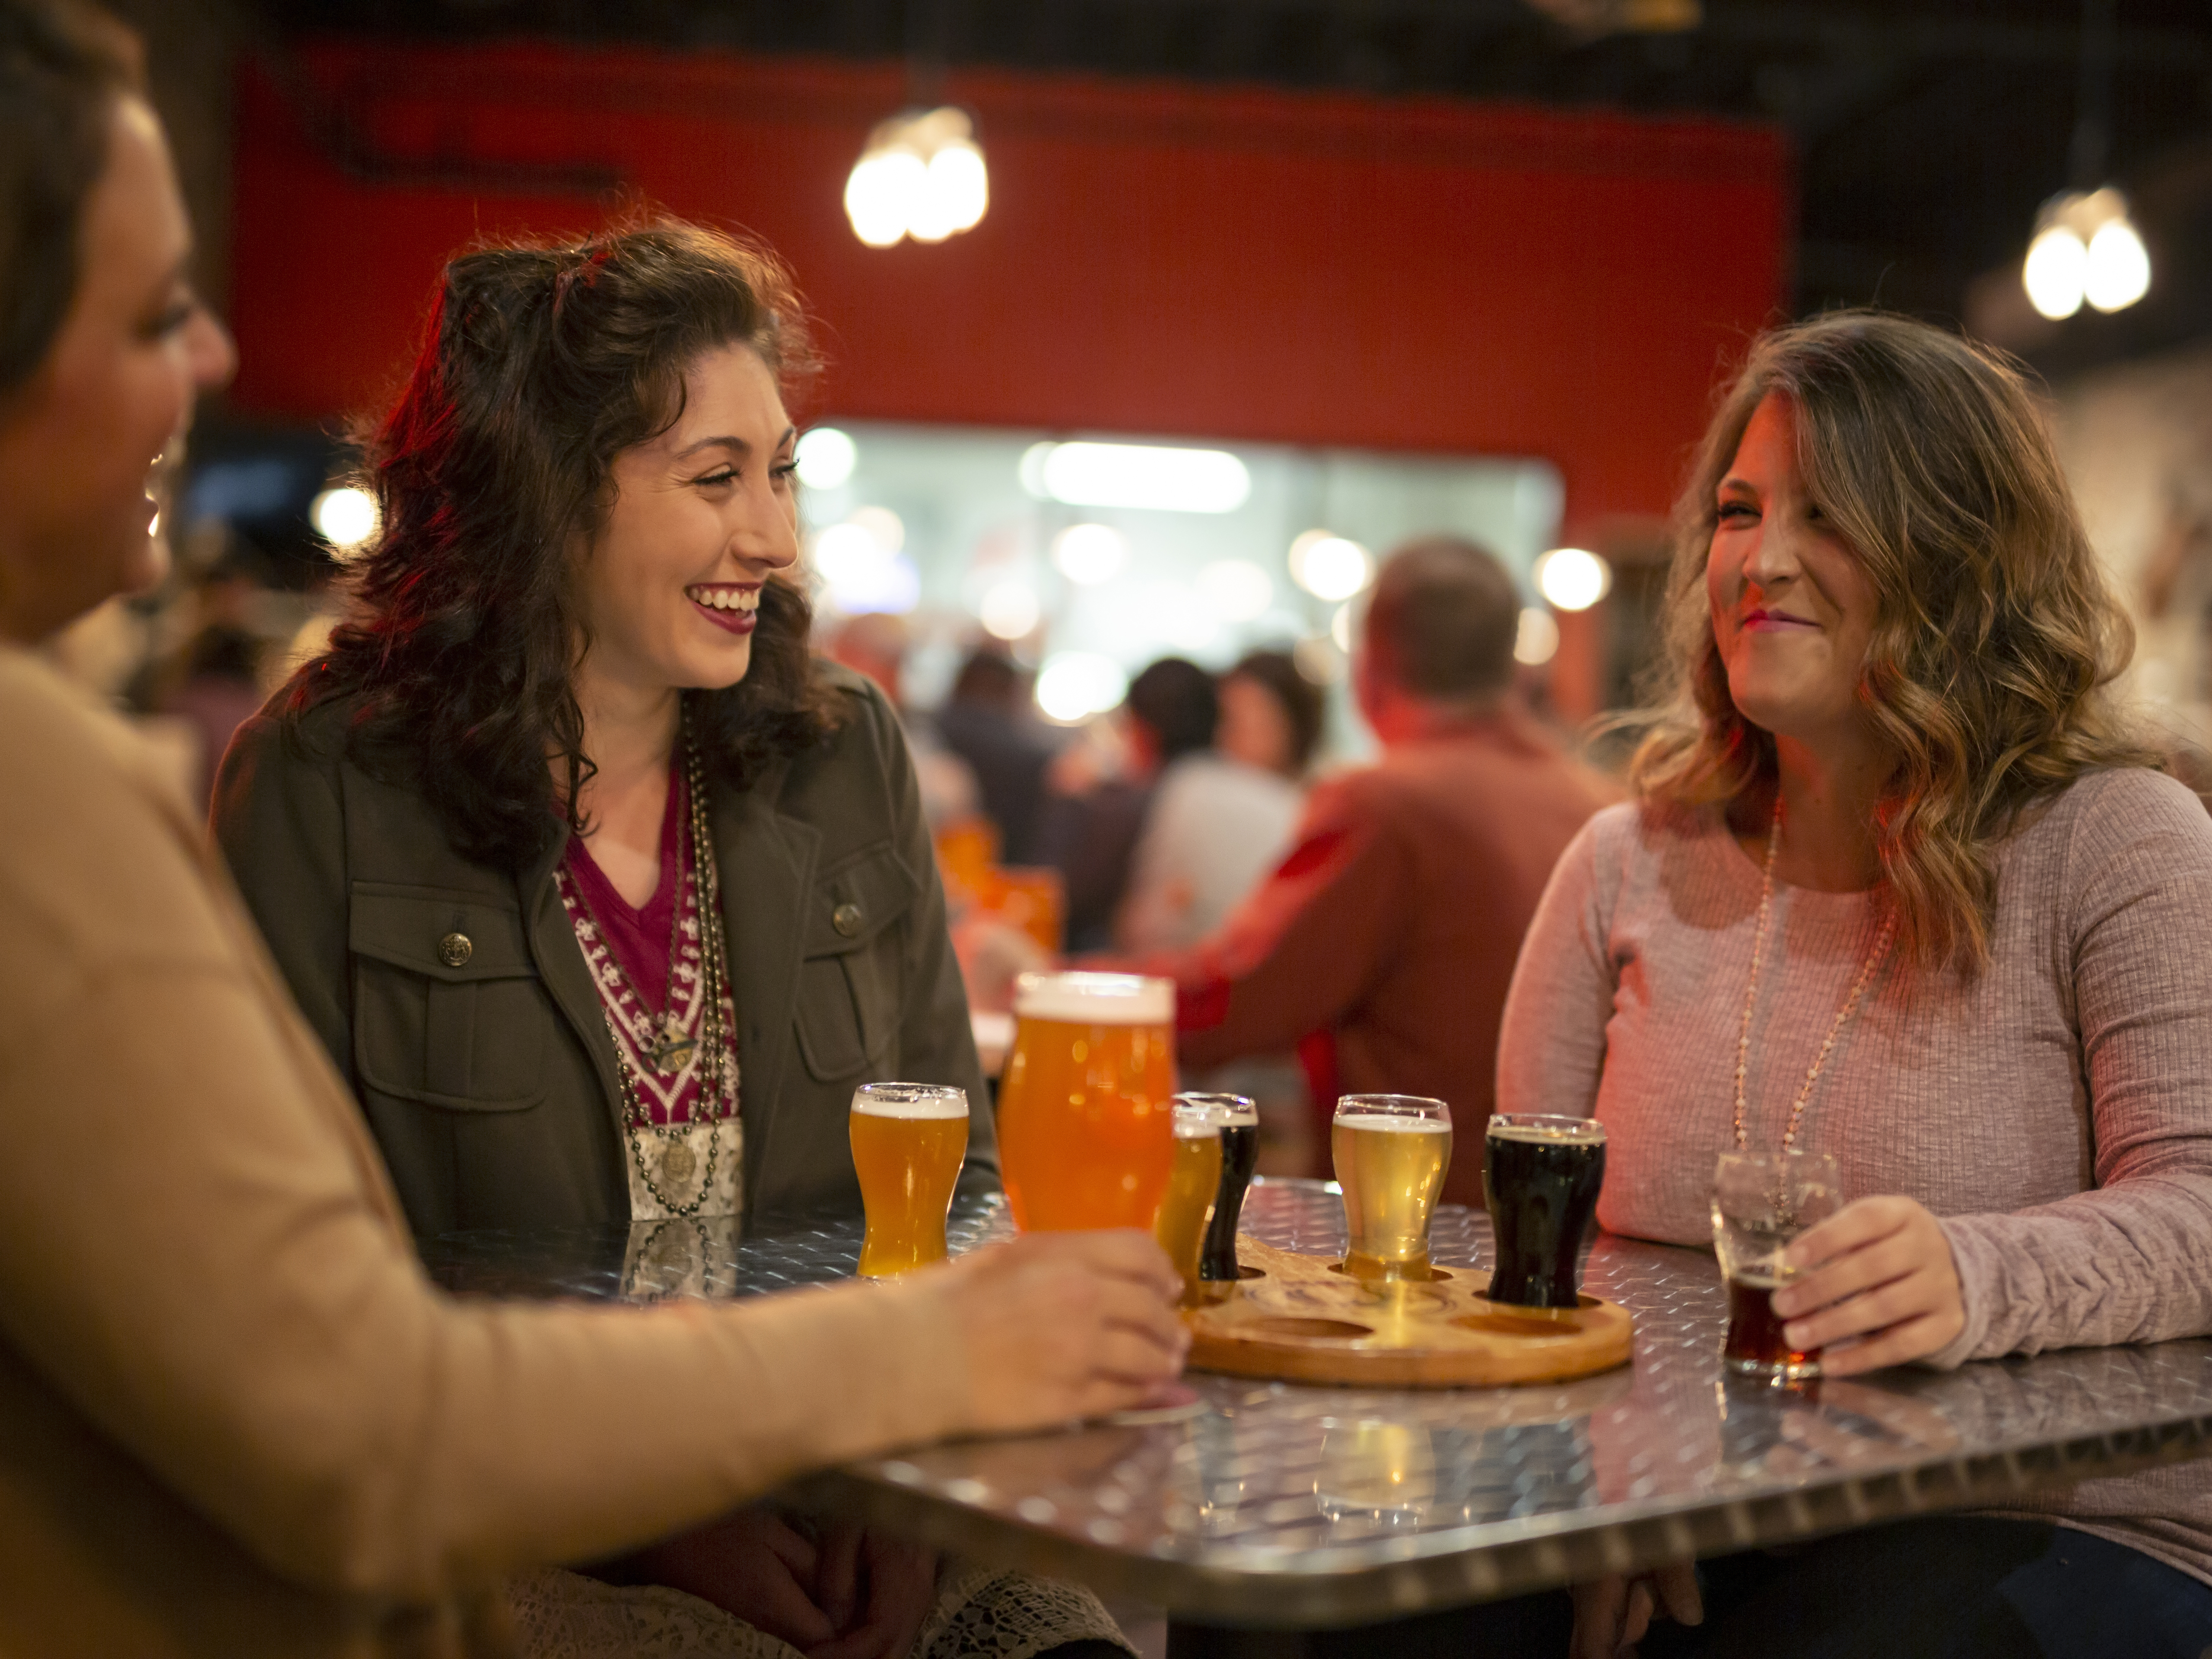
[0,5,1184,1655]
[1498,314,2212,1656]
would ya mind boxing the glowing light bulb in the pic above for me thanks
[1534,547,1611,612]
[845,149,924,248]
[1050,523,1127,585]
[2023,224,2088,321]
[311,486,379,550]
[795,427,858,489]
[1289,531,1372,602]
[2085,218,2151,313]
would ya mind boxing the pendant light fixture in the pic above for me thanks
[844,0,988,249]
[2022,0,2150,321]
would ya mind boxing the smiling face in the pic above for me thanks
[573,342,801,701]
[0,97,234,642]
[1705,392,1880,746]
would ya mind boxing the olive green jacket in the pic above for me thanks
[213,664,996,1238]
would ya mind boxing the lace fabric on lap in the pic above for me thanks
[506,1561,1135,1659]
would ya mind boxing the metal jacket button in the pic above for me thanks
[832,903,864,938]
[438,931,474,968]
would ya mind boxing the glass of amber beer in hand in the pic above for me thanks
[1154,1100,1226,1306]
[997,972,1177,1231]
[1331,1094,1452,1282]
[1711,1149,1843,1379]
[850,1083,969,1277]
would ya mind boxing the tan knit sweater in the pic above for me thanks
[1499,770,2212,1585]
[0,646,977,1657]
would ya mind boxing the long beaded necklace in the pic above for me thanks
[1729,799,1897,1154]
[592,720,736,1218]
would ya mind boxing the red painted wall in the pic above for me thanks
[229,41,1789,531]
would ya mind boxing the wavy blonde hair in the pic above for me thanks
[1632,311,2156,974]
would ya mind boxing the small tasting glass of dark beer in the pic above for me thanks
[849,1082,969,1278]
[1710,1149,1843,1379]
[1481,1113,1607,1309]
[1177,1093,1260,1293]
[1332,1094,1452,1282]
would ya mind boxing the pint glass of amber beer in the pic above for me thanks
[997,972,1177,1231]
[1331,1094,1452,1281]
[849,1082,969,1277]
[1154,1100,1226,1306]
[1711,1149,1843,1379]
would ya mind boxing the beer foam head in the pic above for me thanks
[851,1082,969,1119]
[1334,1112,1451,1134]
[1173,1092,1258,1128]
[1486,1112,1605,1146]
[1014,970,1173,1025]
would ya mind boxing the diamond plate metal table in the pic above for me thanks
[421,1179,2212,1628]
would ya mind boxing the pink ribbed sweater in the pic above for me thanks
[1498,769,2212,1585]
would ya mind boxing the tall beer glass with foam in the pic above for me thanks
[997,972,1177,1231]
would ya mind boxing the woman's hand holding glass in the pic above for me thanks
[1772,1195,1965,1375]
[934,1230,1188,1430]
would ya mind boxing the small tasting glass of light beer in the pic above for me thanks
[1482,1113,1607,1309]
[996,971,1177,1231]
[849,1082,970,1278]
[1710,1149,1844,1379]
[1182,1093,1260,1291]
[1331,1094,1452,1282]
[1155,1100,1227,1306]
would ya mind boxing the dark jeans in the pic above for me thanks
[1166,1517,2212,1659]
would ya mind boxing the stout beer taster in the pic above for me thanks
[1711,1149,1843,1379]
[1482,1113,1607,1309]
[1185,1093,1260,1289]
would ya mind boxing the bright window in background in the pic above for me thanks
[800,421,1564,721]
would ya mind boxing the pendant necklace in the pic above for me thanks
[1730,798,1896,1157]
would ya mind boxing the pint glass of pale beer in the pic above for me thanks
[997,972,1177,1231]
[849,1082,969,1277]
[1154,1100,1226,1306]
[1331,1094,1452,1281]
[1179,1093,1260,1289]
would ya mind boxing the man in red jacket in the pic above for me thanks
[1140,536,1618,1206]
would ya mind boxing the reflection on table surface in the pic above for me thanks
[422,1179,2212,1622]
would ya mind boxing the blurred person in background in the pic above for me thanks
[137,550,266,810]
[1116,648,1322,953]
[934,645,1056,864]
[827,610,981,831]
[214,219,1157,1653]
[1046,654,1215,952]
[1127,537,1617,1204]
[1217,647,1325,783]
[0,10,1185,1644]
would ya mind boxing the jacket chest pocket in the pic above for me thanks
[794,842,918,1082]
[350,883,546,1111]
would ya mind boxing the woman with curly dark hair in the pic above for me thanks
[218,219,995,1236]
[215,219,1140,1657]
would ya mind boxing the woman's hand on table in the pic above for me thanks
[1774,1195,1964,1375]
[1570,1561,1701,1658]
[937,1230,1188,1431]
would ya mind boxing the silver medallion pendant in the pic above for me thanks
[661,1141,698,1184]
[646,1014,696,1076]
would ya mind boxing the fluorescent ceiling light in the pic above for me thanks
[1020,442,1252,514]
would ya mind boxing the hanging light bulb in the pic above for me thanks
[2021,186,2150,322]
[844,108,990,249]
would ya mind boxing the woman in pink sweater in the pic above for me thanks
[1497,313,2212,1656]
